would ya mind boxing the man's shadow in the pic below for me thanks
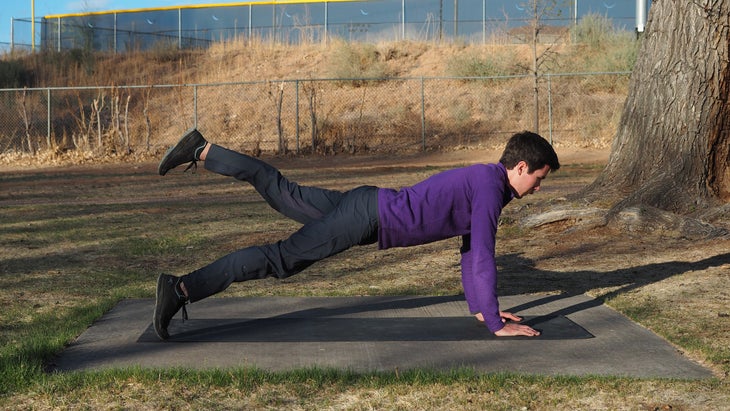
[494,251,730,317]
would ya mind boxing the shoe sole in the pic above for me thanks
[153,274,170,340]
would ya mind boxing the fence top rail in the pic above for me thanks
[42,0,361,20]
[0,71,632,93]
[544,71,632,78]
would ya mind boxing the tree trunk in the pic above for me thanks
[532,0,540,133]
[579,0,730,214]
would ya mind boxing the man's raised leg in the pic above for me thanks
[158,128,346,224]
[203,144,344,224]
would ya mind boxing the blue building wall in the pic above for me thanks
[40,0,649,52]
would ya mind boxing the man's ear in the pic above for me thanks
[516,160,529,175]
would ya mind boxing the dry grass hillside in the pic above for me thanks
[17,36,632,88]
[0,26,636,166]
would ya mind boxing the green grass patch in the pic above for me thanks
[124,234,207,257]
[0,297,117,395]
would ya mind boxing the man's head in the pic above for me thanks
[499,131,560,198]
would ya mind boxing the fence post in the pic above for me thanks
[402,0,406,41]
[178,8,182,49]
[482,0,486,44]
[547,74,553,145]
[47,88,51,149]
[57,17,62,52]
[421,77,426,150]
[193,84,198,129]
[114,13,118,53]
[324,1,328,45]
[248,5,253,41]
[295,79,300,154]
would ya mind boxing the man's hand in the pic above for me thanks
[496,310,540,336]
[474,311,541,337]
[499,311,522,323]
[494,322,540,337]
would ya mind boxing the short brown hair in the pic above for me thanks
[499,131,560,172]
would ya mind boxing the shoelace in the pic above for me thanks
[183,160,198,173]
[181,302,189,321]
[174,277,190,321]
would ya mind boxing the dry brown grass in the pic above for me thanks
[1,37,631,167]
[0,149,728,409]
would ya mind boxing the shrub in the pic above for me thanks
[328,42,390,86]
[446,48,523,78]
[573,13,615,48]
[567,13,638,73]
[0,59,34,88]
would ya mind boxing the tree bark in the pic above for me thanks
[578,0,730,215]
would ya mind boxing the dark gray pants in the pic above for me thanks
[181,144,379,302]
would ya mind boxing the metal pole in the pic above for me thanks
[439,0,443,42]
[324,1,328,45]
[482,0,486,44]
[636,0,647,33]
[31,0,35,51]
[453,0,458,38]
[57,17,60,52]
[421,77,426,150]
[178,8,182,49]
[401,0,405,40]
[193,85,198,129]
[47,88,51,149]
[547,75,553,145]
[573,0,578,43]
[11,18,15,51]
[295,80,300,154]
[114,13,117,53]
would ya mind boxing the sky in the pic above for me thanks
[0,1,649,48]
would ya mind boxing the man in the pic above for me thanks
[154,128,559,340]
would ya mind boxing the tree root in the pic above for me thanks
[520,204,729,239]
[520,207,607,231]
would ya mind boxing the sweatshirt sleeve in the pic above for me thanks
[461,180,506,333]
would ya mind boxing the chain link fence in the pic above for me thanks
[0,72,629,160]
[9,2,643,53]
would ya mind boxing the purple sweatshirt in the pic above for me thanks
[377,163,514,332]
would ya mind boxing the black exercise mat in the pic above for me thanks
[51,296,714,378]
[138,315,593,342]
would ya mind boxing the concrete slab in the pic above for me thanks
[50,294,713,378]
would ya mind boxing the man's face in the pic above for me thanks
[508,161,551,199]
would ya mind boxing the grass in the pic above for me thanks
[0,156,728,409]
[4,366,725,410]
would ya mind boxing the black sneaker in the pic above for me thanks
[153,273,189,340]
[158,128,208,176]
